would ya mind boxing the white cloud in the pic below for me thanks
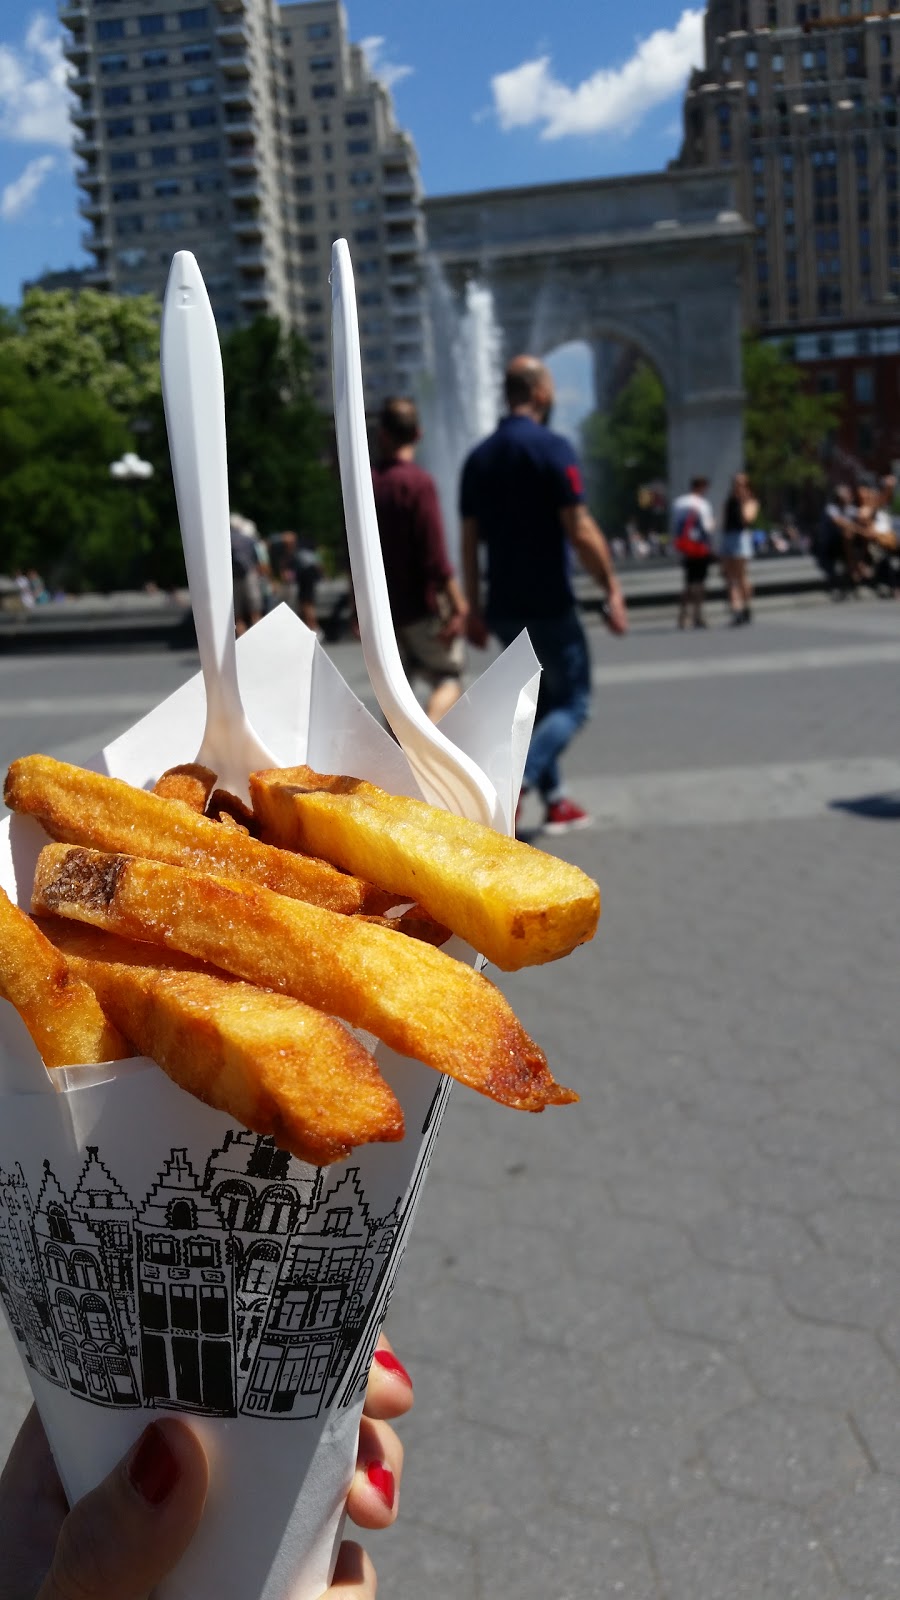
[360,35,414,93]
[1,153,57,220]
[491,9,703,141]
[0,12,72,149]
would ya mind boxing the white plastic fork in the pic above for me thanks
[160,250,278,801]
[331,239,501,829]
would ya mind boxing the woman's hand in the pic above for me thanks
[0,1333,413,1600]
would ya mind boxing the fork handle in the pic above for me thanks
[161,251,242,756]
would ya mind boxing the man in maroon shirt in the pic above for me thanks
[372,397,468,722]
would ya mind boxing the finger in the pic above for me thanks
[347,1414,403,1531]
[38,1418,208,1600]
[328,1541,377,1598]
[363,1334,413,1422]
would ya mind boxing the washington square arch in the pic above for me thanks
[423,168,752,517]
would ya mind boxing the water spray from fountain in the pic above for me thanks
[416,259,504,563]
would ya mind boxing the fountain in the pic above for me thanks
[416,260,504,564]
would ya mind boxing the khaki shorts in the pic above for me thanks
[397,616,464,686]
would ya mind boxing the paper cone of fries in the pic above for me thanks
[0,604,539,1600]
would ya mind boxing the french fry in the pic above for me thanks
[0,886,127,1068]
[38,919,404,1166]
[152,763,217,812]
[207,787,259,836]
[250,766,600,971]
[5,755,395,916]
[32,845,577,1112]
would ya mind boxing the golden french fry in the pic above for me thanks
[5,755,395,915]
[0,886,127,1068]
[33,845,577,1112]
[362,905,452,948]
[206,787,258,836]
[250,766,600,971]
[152,763,217,813]
[38,919,404,1166]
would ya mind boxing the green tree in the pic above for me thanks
[0,288,160,420]
[220,316,340,553]
[0,347,139,588]
[580,360,667,533]
[742,336,841,519]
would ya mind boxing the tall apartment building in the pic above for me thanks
[676,0,900,468]
[61,0,426,405]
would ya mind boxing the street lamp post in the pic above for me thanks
[109,451,154,588]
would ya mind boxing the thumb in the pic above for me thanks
[38,1420,208,1600]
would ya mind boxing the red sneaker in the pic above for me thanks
[543,797,592,834]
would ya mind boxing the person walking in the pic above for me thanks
[672,475,716,630]
[372,396,468,723]
[229,513,263,635]
[461,354,628,836]
[720,471,759,625]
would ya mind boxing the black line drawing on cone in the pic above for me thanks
[0,1121,442,1420]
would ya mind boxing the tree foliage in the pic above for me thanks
[0,288,161,419]
[580,361,667,533]
[221,315,340,552]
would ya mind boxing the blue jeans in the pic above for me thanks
[492,609,592,799]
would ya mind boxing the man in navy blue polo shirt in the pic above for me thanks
[461,355,627,835]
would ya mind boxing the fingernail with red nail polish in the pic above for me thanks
[128,1423,180,1507]
[366,1461,395,1510]
[374,1349,412,1386]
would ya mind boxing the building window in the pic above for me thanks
[154,179,180,196]
[149,112,174,132]
[352,197,376,215]
[309,55,333,71]
[347,138,371,155]
[312,84,335,99]
[358,289,383,306]
[112,180,140,201]
[354,227,378,244]
[180,7,208,27]
[151,145,177,165]
[146,1234,177,1264]
[194,174,221,191]
[186,74,215,94]
[96,18,125,40]
[99,52,129,73]
[103,83,131,107]
[106,117,135,138]
[171,1283,198,1330]
[110,151,137,171]
[145,80,171,101]
[291,116,308,135]
[345,110,368,126]
[189,106,216,127]
[296,204,315,222]
[139,14,165,35]
[295,176,313,194]
[183,43,211,63]
[82,1296,111,1341]
[143,49,169,68]
[140,1281,167,1329]
[854,367,875,405]
[307,21,331,38]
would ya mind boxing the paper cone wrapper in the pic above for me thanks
[0,606,540,1600]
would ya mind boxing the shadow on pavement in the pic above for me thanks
[830,790,900,820]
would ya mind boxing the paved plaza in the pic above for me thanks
[1,596,899,1598]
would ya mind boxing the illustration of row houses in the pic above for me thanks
[0,1131,413,1422]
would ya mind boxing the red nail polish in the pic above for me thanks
[373,1349,412,1386]
[366,1461,395,1510]
[128,1423,180,1507]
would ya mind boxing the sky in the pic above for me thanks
[0,1,705,310]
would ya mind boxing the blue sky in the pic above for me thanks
[0,2,704,309]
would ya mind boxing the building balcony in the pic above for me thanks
[70,101,96,128]
[63,35,90,62]
[381,201,418,224]
[78,195,107,219]
[222,83,254,111]
[58,0,87,28]
[227,147,259,175]
[72,135,100,159]
[236,247,265,272]
[220,49,250,78]
[229,178,260,200]
[68,71,94,96]
[382,172,416,197]
[216,0,247,14]
[232,211,263,238]
[83,266,112,286]
[216,16,249,43]
[384,232,421,256]
[388,268,419,290]
[239,282,268,309]
[224,112,256,138]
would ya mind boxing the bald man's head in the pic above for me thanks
[504,356,555,418]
